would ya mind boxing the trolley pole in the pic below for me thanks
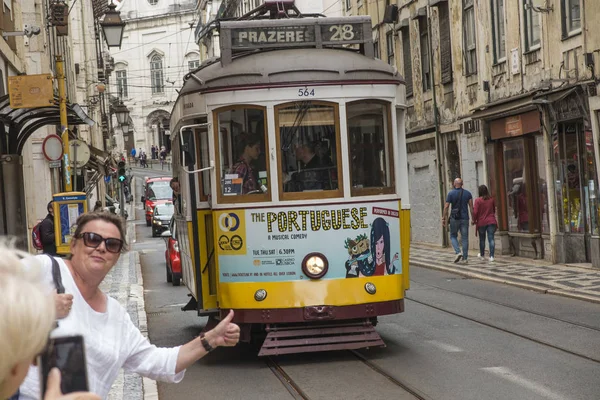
[57,55,72,192]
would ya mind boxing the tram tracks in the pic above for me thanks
[410,278,600,333]
[405,290,600,364]
[266,351,431,400]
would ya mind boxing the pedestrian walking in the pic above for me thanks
[472,184,498,262]
[17,212,240,400]
[40,201,57,256]
[0,242,100,400]
[442,178,474,263]
[130,148,136,164]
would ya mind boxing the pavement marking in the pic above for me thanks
[162,303,188,308]
[426,340,463,353]
[481,367,568,400]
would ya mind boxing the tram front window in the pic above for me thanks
[277,102,341,197]
[216,106,269,199]
[347,100,394,195]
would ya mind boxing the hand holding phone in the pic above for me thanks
[44,369,100,400]
[39,336,90,397]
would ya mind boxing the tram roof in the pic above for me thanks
[179,47,403,96]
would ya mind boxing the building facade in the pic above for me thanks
[343,0,600,267]
[0,0,105,249]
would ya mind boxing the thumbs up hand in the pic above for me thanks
[205,310,240,348]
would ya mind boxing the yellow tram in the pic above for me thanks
[169,11,410,355]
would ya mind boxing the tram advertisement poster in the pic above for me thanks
[216,201,402,282]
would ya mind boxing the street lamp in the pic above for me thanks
[100,1,126,48]
[113,100,130,133]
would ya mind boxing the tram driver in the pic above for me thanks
[285,141,334,192]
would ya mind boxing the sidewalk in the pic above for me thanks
[103,177,159,400]
[410,242,600,304]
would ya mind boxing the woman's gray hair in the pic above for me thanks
[0,240,56,389]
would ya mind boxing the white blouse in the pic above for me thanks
[19,256,185,399]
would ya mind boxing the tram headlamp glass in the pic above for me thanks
[254,289,267,301]
[365,282,376,295]
[301,253,328,279]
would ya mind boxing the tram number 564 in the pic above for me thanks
[298,87,315,97]
[328,24,355,41]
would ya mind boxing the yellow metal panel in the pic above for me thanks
[219,275,403,309]
[8,74,54,108]
[400,207,411,290]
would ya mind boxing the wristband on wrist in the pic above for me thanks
[200,333,214,352]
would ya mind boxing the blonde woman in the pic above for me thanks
[0,242,99,400]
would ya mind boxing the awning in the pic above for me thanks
[0,94,96,155]
[470,92,537,121]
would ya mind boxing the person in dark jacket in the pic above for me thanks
[40,201,57,256]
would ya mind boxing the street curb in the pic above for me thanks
[134,251,160,400]
[410,260,600,304]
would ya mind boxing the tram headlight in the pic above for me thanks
[301,253,328,279]
[254,289,267,301]
[364,282,376,295]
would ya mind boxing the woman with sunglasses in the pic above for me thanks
[18,212,240,400]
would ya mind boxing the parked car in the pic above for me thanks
[152,202,174,237]
[142,177,172,226]
[163,217,181,286]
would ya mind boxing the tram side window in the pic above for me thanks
[216,107,268,198]
[346,100,395,195]
[277,102,340,196]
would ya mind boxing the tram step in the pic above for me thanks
[258,321,385,356]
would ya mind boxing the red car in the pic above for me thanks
[164,216,181,286]
[142,177,172,226]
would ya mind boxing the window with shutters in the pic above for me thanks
[491,0,506,63]
[524,1,540,51]
[345,0,351,11]
[438,3,452,84]
[463,0,477,75]
[374,40,380,59]
[419,17,431,92]
[386,31,394,66]
[401,27,413,97]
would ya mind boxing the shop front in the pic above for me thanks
[537,87,598,264]
[485,110,550,260]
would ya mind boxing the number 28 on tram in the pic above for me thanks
[170,15,411,355]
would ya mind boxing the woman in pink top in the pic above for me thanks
[472,185,498,261]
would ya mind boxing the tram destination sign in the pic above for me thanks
[220,17,373,64]
[230,22,365,48]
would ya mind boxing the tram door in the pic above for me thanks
[195,125,218,310]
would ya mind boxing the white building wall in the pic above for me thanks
[112,0,199,155]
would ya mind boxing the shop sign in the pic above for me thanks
[490,111,540,140]
[505,116,523,137]
[554,94,584,122]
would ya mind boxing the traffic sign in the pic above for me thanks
[68,139,91,167]
[42,134,63,161]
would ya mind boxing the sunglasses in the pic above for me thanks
[75,232,124,254]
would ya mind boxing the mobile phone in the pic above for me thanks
[38,335,89,396]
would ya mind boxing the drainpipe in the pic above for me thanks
[427,5,448,246]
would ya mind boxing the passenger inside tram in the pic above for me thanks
[229,133,263,194]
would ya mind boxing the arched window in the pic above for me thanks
[150,55,164,94]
